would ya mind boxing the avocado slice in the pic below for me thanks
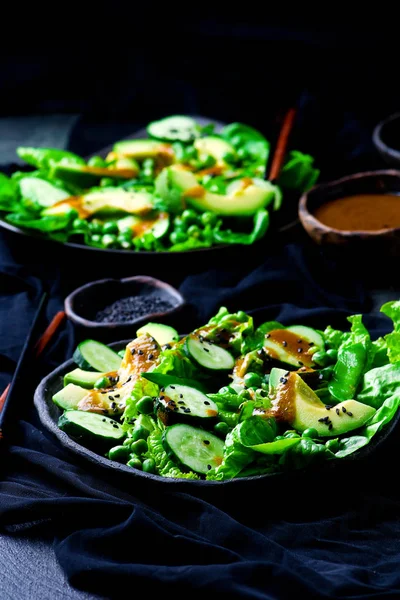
[43,189,154,218]
[155,165,277,217]
[269,371,376,437]
[110,139,175,163]
[194,136,235,166]
[50,162,139,188]
[264,328,319,368]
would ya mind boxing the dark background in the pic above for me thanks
[1,12,399,178]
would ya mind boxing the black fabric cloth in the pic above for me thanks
[1,225,400,598]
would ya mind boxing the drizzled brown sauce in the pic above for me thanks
[266,329,315,367]
[267,372,296,423]
[182,186,206,198]
[314,194,400,231]
[80,166,138,179]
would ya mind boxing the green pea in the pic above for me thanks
[101,234,117,248]
[326,438,340,452]
[127,457,142,470]
[123,437,134,446]
[236,311,248,323]
[302,428,319,439]
[90,234,101,245]
[137,396,154,415]
[173,216,187,231]
[89,220,103,234]
[130,439,148,455]
[214,422,230,437]
[200,211,217,227]
[326,348,338,362]
[117,236,132,250]
[103,221,118,235]
[185,146,197,159]
[169,231,187,245]
[94,376,110,389]
[142,158,154,170]
[88,155,106,168]
[130,425,149,442]
[239,389,250,399]
[100,177,114,187]
[237,148,248,160]
[201,155,216,168]
[142,458,156,474]
[319,365,335,380]
[284,431,301,439]
[187,224,201,238]
[312,350,329,366]
[72,218,88,231]
[108,445,130,463]
[218,386,230,395]
[243,372,262,389]
[181,209,198,224]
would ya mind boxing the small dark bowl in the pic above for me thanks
[373,112,400,168]
[64,275,185,342]
[298,170,400,256]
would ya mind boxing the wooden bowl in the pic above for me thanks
[298,170,400,256]
[64,275,185,342]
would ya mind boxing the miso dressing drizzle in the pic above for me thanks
[314,194,400,231]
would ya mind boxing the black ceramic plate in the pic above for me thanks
[0,116,299,265]
[34,339,400,491]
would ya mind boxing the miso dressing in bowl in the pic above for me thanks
[313,194,400,231]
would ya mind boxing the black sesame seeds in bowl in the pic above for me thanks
[65,275,185,342]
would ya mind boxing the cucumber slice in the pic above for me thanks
[19,177,69,208]
[285,326,324,350]
[53,384,88,411]
[185,334,234,370]
[58,410,124,446]
[136,323,179,346]
[163,424,225,474]
[147,115,199,143]
[151,215,170,239]
[159,384,218,419]
[73,340,122,372]
[64,368,106,389]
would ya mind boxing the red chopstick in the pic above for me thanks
[0,310,66,413]
[267,107,297,182]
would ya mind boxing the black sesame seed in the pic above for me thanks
[298,361,304,366]
[347,411,353,417]
[203,440,210,445]
[131,348,136,355]
[170,385,175,389]
[285,371,290,376]
[279,377,288,384]
[113,424,119,429]
[114,394,120,398]
[161,387,165,392]
[203,348,210,352]
[108,396,114,401]
[101,391,107,394]
[164,344,172,350]
[207,465,212,470]
[297,339,303,343]
[328,424,333,430]
[265,333,270,338]
[138,349,144,356]
[102,418,106,422]
[309,342,314,347]
[282,341,287,347]
[325,405,333,410]
[160,396,165,400]
[184,408,191,413]
[204,401,210,405]
[318,417,326,422]
[336,408,340,415]
[342,407,347,413]
[178,401,185,404]
[153,344,158,350]
[297,348,303,353]
[148,354,154,360]
[179,394,184,398]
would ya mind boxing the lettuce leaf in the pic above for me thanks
[213,209,269,246]
[357,362,400,408]
[146,429,199,479]
[243,320,284,353]
[5,211,76,232]
[205,307,254,354]
[380,301,400,363]
[0,173,18,211]
[277,150,320,193]
[16,147,85,169]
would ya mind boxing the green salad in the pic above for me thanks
[0,115,319,252]
[53,300,400,480]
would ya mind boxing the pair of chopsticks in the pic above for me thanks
[0,293,65,441]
